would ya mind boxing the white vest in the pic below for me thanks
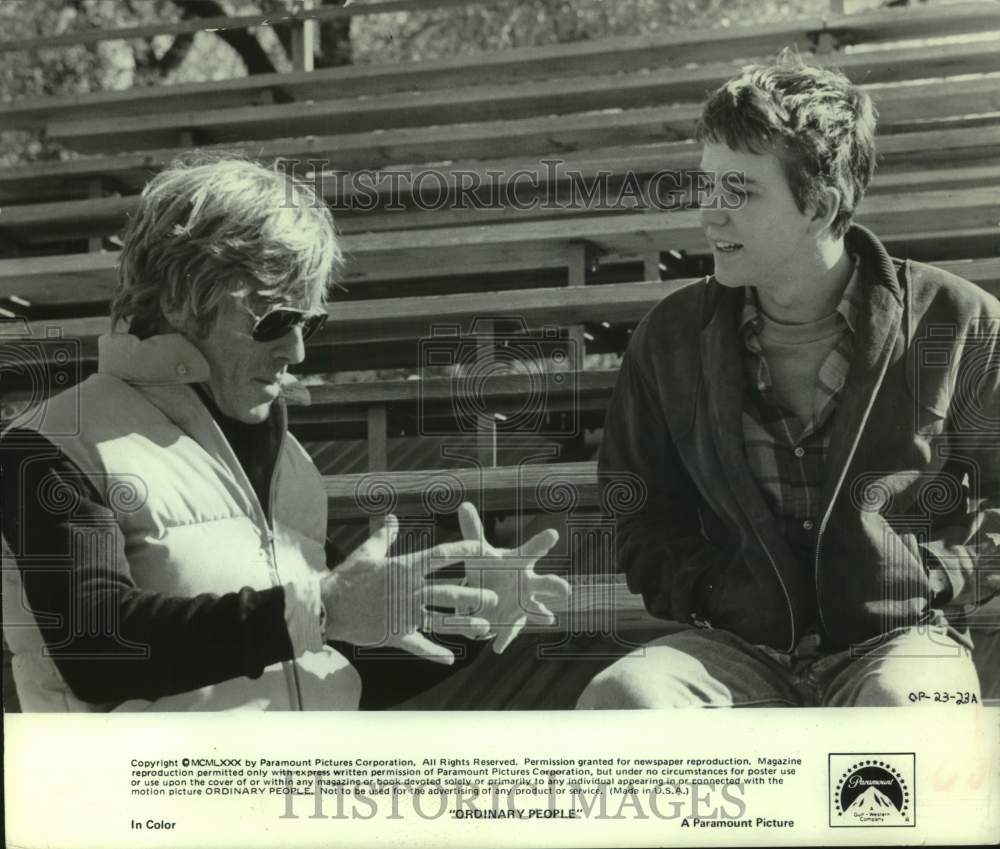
[3,334,359,712]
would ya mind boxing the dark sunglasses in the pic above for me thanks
[240,303,328,343]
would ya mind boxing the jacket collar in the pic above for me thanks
[96,332,312,405]
[97,333,211,384]
[817,226,905,515]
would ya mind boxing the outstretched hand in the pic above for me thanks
[321,515,498,665]
[457,502,570,653]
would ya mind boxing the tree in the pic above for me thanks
[0,0,353,165]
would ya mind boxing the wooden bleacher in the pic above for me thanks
[2,0,999,709]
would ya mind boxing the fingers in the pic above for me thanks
[423,612,493,639]
[421,583,498,611]
[348,514,399,562]
[524,599,557,626]
[391,539,485,576]
[396,632,455,666]
[531,572,572,601]
[491,619,525,655]
[457,501,486,543]
[513,528,559,560]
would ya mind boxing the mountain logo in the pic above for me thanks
[829,754,915,827]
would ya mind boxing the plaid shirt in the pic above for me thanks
[740,262,863,563]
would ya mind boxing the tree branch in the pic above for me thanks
[170,0,277,74]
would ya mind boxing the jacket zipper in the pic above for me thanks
[813,343,895,638]
[748,521,796,652]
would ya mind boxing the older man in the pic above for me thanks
[578,54,1000,708]
[1,157,566,712]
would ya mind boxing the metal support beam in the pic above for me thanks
[566,243,589,373]
[87,179,104,253]
[366,404,388,534]
[642,251,662,282]
[291,0,318,72]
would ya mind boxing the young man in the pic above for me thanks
[577,54,999,708]
[1,157,566,712]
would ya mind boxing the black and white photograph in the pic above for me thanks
[1,0,998,845]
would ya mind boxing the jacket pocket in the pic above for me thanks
[906,340,955,437]
[697,555,791,647]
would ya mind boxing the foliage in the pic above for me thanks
[350,0,832,65]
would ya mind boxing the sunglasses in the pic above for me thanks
[239,302,328,343]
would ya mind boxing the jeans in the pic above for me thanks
[575,624,981,708]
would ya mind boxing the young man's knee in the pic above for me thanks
[575,656,707,709]
[840,657,980,707]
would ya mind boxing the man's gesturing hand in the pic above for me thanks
[457,502,570,654]
[320,515,498,665]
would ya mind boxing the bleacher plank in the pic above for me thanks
[5,1,998,132]
[6,255,999,383]
[5,185,994,298]
[6,155,1000,249]
[339,189,1000,283]
[306,371,615,408]
[288,370,616,436]
[4,83,1000,206]
[5,279,696,363]
[323,460,598,520]
[1,18,830,128]
[318,441,1000,640]
[866,164,1000,195]
[0,366,615,437]
[2,279,698,386]
[45,40,1000,155]
[824,0,1000,45]
[7,159,1000,248]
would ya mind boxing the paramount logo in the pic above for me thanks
[829,754,915,828]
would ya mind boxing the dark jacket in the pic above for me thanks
[599,225,1000,651]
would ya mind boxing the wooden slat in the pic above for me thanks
[865,164,1000,196]
[307,369,617,407]
[46,40,1000,155]
[824,0,1000,45]
[322,460,598,519]
[0,18,829,129]
[3,1,998,130]
[286,370,617,435]
[2,187,997,303]
[278,188,1000,283]
[4,81,1000,206]
[6,256,999,384]
[7,280,698,357]
[5,157,1000,247]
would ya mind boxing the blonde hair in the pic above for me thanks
[113,154,341,338]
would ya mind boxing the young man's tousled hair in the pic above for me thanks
[696,49,878,238]
[113,154,341,338]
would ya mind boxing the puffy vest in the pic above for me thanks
[3,333,359,711]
